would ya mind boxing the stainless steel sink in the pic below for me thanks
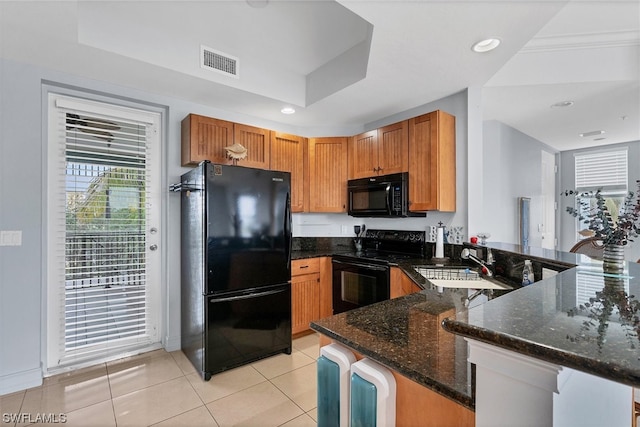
[413,266,512,290]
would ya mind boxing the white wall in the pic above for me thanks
[295,90,470,240]
[482,121,558,247]
[558,141,640,262]
[0,57,471,394]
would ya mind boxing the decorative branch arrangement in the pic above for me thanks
[567,278,640,351]
[562,180,640,246]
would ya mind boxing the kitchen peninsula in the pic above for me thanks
[311,243,640,426]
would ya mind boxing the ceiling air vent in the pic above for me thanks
[200,45,239,78]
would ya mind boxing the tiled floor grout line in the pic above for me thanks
[6,336,320,427]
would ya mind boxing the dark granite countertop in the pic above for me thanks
[443,244,640,388]
[291,250,340,259]
[307,240,640,409]
[311,288,477,409]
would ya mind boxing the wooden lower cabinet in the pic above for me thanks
[291,257,332,335]
[318,335,475,427]
[390,267,422,298]
[292,272,320,335]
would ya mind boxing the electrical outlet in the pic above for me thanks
[0,230,22,246]
[341,225,349,235]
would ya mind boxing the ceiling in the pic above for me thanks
[1,0,638,152]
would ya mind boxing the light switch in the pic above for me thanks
[0,230,22,246]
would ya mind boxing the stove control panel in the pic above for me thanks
[364,229,425,243]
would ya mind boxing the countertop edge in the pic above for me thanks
[441,317,640,387]
[310,323,475,411]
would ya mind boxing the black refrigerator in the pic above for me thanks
[179,161,292,380]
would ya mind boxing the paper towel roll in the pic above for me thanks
[435,227,444,258]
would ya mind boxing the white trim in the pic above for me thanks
[55,95,157,124]
[0,367,43,396]
[467,339,562,393]
[45,92,162,372]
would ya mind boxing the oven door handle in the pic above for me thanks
[332,259,389,271]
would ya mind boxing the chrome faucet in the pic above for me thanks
[463,288,494,307]
[461,248,493,277]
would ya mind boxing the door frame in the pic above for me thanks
[42,86,167,374]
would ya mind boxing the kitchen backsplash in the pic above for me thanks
[292,237,354,252]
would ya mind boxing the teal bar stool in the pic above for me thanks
[317,343,356,427]
[350,358,396,427]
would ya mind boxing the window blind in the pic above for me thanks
[48,93,160,368]
[575,149,628,192]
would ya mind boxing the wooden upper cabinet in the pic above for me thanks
[233,124,270,169]
[270,132,306,212]
[181,114,270,169]
[308,137,348,212]
[181,114,233,166]
[378,120,408,175]
[408,110,456,212]
[349,120,408,179]
[350,129,379,179]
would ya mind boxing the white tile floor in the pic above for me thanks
[0,333,320,427]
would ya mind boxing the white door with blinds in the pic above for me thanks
[46,93,161,370]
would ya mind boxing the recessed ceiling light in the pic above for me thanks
[551,101,574,108]
[472,38,501,53]
[579,130,605,138]
[281,107,295,115]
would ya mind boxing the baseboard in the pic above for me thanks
[164,333,181,352]
[0,367,42,396]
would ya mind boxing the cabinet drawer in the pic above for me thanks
[292,258,321,276]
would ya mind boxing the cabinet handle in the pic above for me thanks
[300,265,309,269]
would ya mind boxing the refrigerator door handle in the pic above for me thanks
[209,287,287,303]
[285,191,292,270]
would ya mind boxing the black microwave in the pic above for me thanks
[347,172,425,217]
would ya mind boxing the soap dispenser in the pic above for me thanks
[434,222,445,259]
[522,260,534,286]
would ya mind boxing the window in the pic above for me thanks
[47,93,162,370]
[574,149,628,238]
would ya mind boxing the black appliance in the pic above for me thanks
[177,161,292,380]
[332,229,426,314]
[347,172,425,218]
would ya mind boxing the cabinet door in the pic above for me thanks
[318,257,333,318]
[378,120,408,176]
[349,129,379,179]
[308,137,348,212]
[270,132,306,212]
[291,273,320,335]
[181,114,233,166]
[234,124,270,169]
[408,111,456,212]
[390,267,405,298]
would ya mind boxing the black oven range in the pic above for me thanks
[332,229,426,314]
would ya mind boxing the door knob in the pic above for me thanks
[149,244,158,251]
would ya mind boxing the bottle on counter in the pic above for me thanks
[522,260,534,286]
